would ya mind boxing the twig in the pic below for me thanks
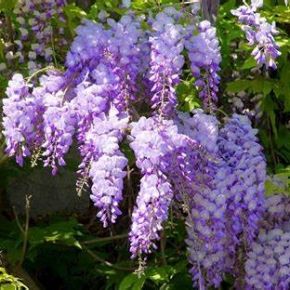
[12,207,25,235]
[215,107,229,118]
[0,155,9,166]
[26,66,56,83]
[160,230,167,265]
[267,117,278,168]
[127,166,135,216]
[18,195,32,267]
[155,0,161,10]
[81,244,134,271]
[5,15,14,43]
[50,28,58,67]
[82,233,128,245]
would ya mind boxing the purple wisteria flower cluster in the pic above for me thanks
[148,9,185,117]
[1,5,283,289]
[185,21,221,109]
[232,0,281,69]
[218,114,266,249]
[244,194,290,289]
[2,0,67,73]
[2,74,35,166]
[129,117,177,257]
[87,108,129,227]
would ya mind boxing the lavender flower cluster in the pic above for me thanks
[0,0,67,74]
[16,0,67,72]
[244,194,290,289]
[148,9,185,117]
[2,74,35,166]
[218,114,266,249]
[129,117,177,256]
[1,6,284,289]
[185,21,221,109]
[87,108,129,227]
[174,111,267,289]
[232,0,281,69]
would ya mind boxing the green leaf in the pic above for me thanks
[177,79,201,112]
[0,268,28,290]
[0,284,16,290]
[220,0,236,14]
[277,126,290,149]
[64,4,87,35]
[265,171,290,196]
[120,143,135,167]
[241,57,256,70]
[28,218,82,249]
[132,277,145,290]
[166,272,192,290]
[227,77,275,95]
[146,266,172,282]
[0,0,17,12]
[119,273,145,290]
[226,80,250,93]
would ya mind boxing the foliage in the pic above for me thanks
[0,0,289,289]
[0,267,28,290]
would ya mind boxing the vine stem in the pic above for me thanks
[160,230,167,265]
[82,233,128,245]
[215,107,229,118]
[81,244,134,271]
[17,195,32,267]
[6,15,14,43]
[0,155,9,166]
[26,66,57,83]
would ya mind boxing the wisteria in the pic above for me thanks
[173,111,228,288]
[1,4,285,290]
[13,0,67,73]
[148,9,185,117]
[232,0,281,69]
[176,109,219,153]
[244,226,290,290]
[244,194,290,290]
[218,114,266,251]
[129,117,176,257]
[42,91,75,175]
[2,74,33,166]
[262,194,290,230]
[87,108,128,227]
[185,20,221,109]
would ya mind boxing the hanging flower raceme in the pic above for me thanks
[65,20,111,79]
[185,20,221,109]
[186,160,229,289]
[129,117,178,257]
[218,114,266,256]
[262,194,290,230]
[148,9,185,118]
[66,14,144,110]
[14,0,67,73]
[232,0,281,69]
[242,193,290,289]
[2,74,42,166]
[82,107,129,227]
[176,109,219,153]
[107,14,144,112]
[42,93,76,175]
[244,225,290,290]
[172,111,228,288]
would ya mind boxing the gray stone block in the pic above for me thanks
[7,166,90,218]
